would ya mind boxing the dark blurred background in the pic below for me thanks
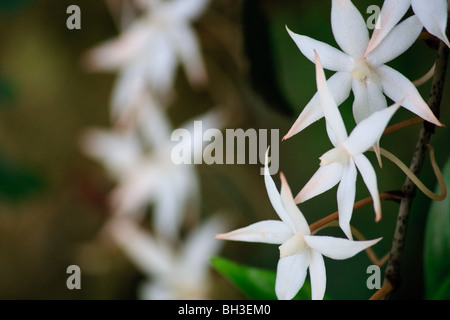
[0,0,448,299]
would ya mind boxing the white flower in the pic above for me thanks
[84,0,210,121]
[108,215,226,300]
[295,52,400,240]
[283,0,442,141]
[366,0,450,55]
[81,106,223,239]
[216,150,381,300]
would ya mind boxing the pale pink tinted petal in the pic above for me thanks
[309,250,326,300]
[216,220,292,245]
[331,0,369,58]
[353,154,382,221]
[304,235,382,260]
[275,251,311,300]
[295,162,344,204]
[345,102,400,156]
[351,77,387,124]
[365,0,411,56]
[315,53,349,144]
[337,161,357,240]
[377,64,443,126]
[286,27,354,72]
[412,0,450,48]
[279,173,310,236]
[283,72,352,140]
[367,15,423,66]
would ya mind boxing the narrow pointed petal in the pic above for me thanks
[353,154,382,221]
[377,64,443,126]
[264,149,295,231]
[286,27,354,72]
[169,24,208,88]
[279,173,311,235]
[108,220,173,276]
[365,0,411,56]
[351,77,388,124]
[345,102,401,156]
[309,250,326,300]
[337,162,357,240]
[164,0,211,22]
[216,220,292,245]
[331,0,369,58]
[304,235,382,260]
[283,72,352,140]
[315,53,348,144]
[295,162,344,203]
[366,15,423,66]
[275,251,311,300]
[411,0,450,48]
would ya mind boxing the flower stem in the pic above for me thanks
[383,37,449,294]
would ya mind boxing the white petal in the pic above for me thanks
[331,0,369,58]
[275,251,311,300]
[283,72,352,140]
[264,149,295,231]
[286,27,354,72]
[309,250,326,300]
[304,235,382,260]
[315,53,349,145]
[367,15,423,66]
[279,173,311,236]
[377,65,443,126]
[79,129,142,179]
[108,220,173,276]
[168,24,208,87]
[365,0,411,56]
[215,220,293,245]
[180,215,227,279]
[351,77,387,124]
[353,154,382,221]
[337,161,357,240]
[295,162,344,203]
[412,0,450,48]
[345,102,400,156]
[83,21,151,71]
[163,0,211,22]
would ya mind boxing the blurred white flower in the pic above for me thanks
[84,0,210,123]
[217,150,381,300]
[283,0,442,141]
[366,0,450,55]
[295,53,400,239]
[108,214,227,300]
[81,106,223,239]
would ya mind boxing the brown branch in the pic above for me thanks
[383,37,449,294]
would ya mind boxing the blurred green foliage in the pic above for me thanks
[424,156,450,299]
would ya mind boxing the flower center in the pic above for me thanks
[279,233,306,258]
[319,145,350,166]
[351,58,373,83]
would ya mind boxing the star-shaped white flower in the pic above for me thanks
[84,0,210,121]
[216,150,381,300]
[283,0,442,141]
[108,215,226,300]
[294,52,401,240]
[366,0,450,55]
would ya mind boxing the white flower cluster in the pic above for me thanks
[80,0,226,300]
[217,0,448,300]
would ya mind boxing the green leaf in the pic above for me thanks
[210,256,313,300]
[424,156,450,299]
